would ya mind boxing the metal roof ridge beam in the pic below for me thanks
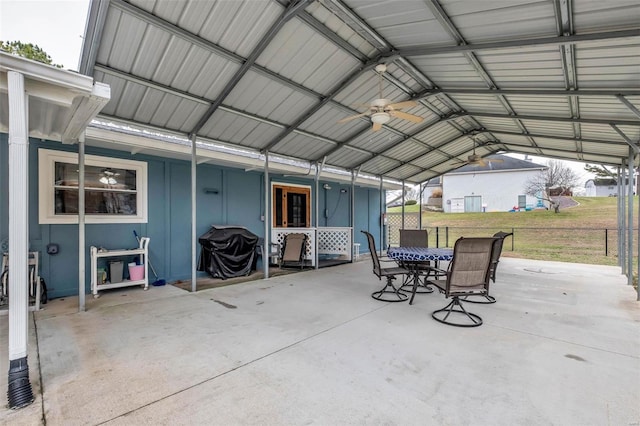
[382,28,640,58]
[190,0,314,136]
[490,130,629,146]
[468,111,640,126]
[417,88,640,97]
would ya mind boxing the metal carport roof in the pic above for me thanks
[79,0,639,184]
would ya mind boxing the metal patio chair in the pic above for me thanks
[430,237,495,327]
[362,231,410,302]
[279,233,308,269]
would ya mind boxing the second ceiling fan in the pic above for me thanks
[338,64,424,131]
[452,135,504,167]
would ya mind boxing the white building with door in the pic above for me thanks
[442,155,548,213]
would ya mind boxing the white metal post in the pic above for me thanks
[78,133,86,311]
[314,163,320,270]
[627,149,634,285]
[7,70,34,408]
[191,134,197,292]
[379,176,384,254]
[264,151,270,279]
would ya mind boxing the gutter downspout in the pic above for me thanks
[7,70,34,408]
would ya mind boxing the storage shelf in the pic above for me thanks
[90,237,150,298]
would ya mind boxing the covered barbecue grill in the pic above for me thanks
[198,226,259,279]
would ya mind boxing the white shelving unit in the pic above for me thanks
[90,237,150,298]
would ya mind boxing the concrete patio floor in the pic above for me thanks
[1,257,639,425]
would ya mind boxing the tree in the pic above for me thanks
[524,160,580,213]
[584,163,618,180]
[0,40,62,68]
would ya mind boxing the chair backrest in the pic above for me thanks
[447,237,495,294]
[361,230,381,277]
[489,231,513,281]
[281,233,307,262]
[399,229,428,247]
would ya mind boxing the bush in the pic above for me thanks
[405,199,417,205]
[431,188,443,198]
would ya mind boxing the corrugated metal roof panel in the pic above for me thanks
[576,43,640,88]
[325,147,370,169]
[136,0,283,58]
[224,70,318,124]
[573,1,640,32]
[506,96,570,116]
[256,18,361,94]
[411,54,487,88]
[274,132,336,160]
[201,110,283,149]
[579,96,639,121]
[440,0,556,42]
[82,0,640,183]
[305,2,379,57]
[345,0,449,48]
[475,47,565,88]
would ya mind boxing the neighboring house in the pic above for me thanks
[442,155,547,213]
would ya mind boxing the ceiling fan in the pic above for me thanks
[452,136,504,167]
[338,64,424,131]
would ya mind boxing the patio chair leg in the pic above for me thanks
[371,276,409,302]
[432,297,483,327]
[462,294,496,304]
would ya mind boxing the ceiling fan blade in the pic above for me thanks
[389,110,424,123]
[338,112,369,124]
[476,160,487,167]
[487,158,504,163]
[387,100,417,110]
[372,122,383,132]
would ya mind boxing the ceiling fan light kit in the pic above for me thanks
[338,64,425,131]
[371,112,391,125]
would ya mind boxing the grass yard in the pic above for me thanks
[388,197,637,266]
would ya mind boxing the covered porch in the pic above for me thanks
[1,257,638,425]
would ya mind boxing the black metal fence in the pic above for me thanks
[387,224,629,267]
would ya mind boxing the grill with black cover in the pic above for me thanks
[198,226,259,279]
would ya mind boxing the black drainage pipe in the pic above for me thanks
[8,357,34,409]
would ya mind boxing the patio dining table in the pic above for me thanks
[387,247,454,304]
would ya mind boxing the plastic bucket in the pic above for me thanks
[128,265,144,281]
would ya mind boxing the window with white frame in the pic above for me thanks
[38,148,148,224]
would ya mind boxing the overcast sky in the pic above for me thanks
[0,0,594,184]
[0,0,89,71]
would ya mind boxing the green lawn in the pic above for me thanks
[387,197,636,266]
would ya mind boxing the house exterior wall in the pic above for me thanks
[442,169,544,213]
[0,134,383,298]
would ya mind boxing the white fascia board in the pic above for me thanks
[0,51,94,94]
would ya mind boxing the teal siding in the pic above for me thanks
[0,135,384,298]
